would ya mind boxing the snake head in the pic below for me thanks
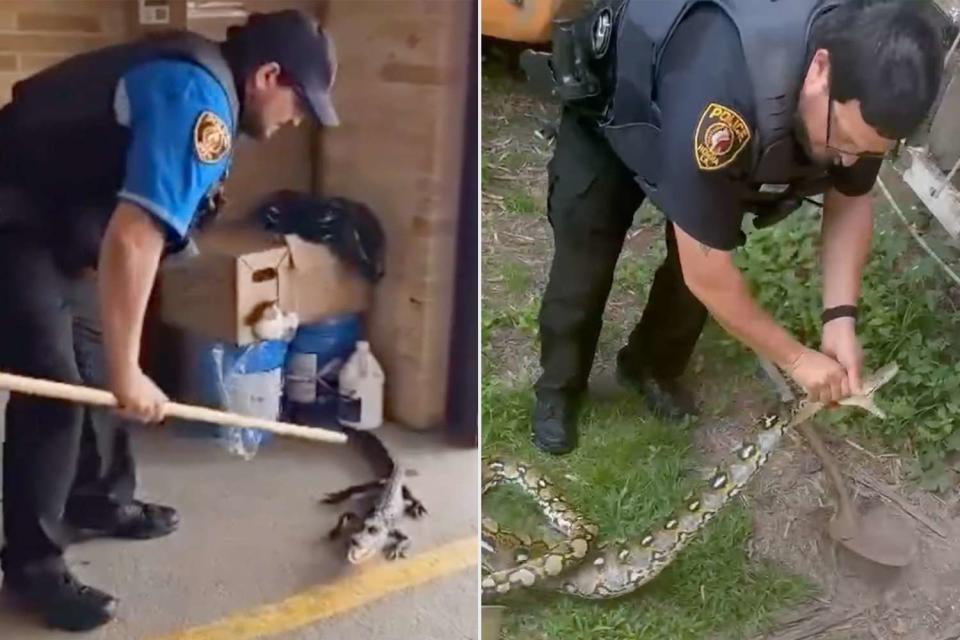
[836,395,886,419]
[835,362,899,419]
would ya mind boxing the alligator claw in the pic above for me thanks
[329,512,359,539]
[405,499,427,519]
[383,529,410,560]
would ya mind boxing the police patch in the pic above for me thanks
[193,111,230,164]
[694,103,750,171]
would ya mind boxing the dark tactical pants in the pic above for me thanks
[535,106,708,399]
[0,189,137,577]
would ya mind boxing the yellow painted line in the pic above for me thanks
[151,536,478,640]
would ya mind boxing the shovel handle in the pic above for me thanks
[795,421,857,525]
[0,371,346,445]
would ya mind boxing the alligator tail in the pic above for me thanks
[342,426,396,478]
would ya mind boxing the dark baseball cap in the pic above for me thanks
[226,10,339,126]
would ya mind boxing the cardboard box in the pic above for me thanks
[158,224,371,345]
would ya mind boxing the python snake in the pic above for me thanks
[481,363,898,600]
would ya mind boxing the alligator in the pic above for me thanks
[322,426,427,563]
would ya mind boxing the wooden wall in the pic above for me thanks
[0,0,131,104]
[318,0,473,429]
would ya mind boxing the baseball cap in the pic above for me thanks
[227,10,339,126]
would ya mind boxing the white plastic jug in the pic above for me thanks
[337,340,384,429]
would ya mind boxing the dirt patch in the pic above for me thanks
[696,406,960,640]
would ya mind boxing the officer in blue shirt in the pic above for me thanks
[0,9,338,631]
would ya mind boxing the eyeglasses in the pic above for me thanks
[825,88,889,160]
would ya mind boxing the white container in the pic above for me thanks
[337,341,384,429]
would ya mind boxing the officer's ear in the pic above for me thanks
[806,49,831,97]
[251,62,283,90]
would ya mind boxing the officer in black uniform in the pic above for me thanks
[530,0,945,454]
[0,10,338,631]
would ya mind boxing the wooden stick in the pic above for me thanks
[0,371,346,445]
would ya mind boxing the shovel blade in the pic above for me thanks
[828,504,918,567]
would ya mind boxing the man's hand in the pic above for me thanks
[820,317,863,395]
[111,365,169,424]
[788,347,850,404]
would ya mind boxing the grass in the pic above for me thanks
[503,191,539,217]
[482,382,813,640]
[733,203,960,492]
[500,261,534,294]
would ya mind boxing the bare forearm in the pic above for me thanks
[821,189,873,308]
[688,267,805,369]
[97,203,165,385]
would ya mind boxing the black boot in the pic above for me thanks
[616,356,698,421]
[3,558,117,632]
[66,499,179,541]
[531,392,580,455]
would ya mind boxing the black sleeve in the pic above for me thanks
[638,7,756,251]
[829,157,882,197]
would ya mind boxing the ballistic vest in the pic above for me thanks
[603,0,847,207]
[0,31,239,266]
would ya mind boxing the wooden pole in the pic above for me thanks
[0,372,346,445]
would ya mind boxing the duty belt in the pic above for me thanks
[519,0,624,113]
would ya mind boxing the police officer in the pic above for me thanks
[530,0,945,454]
[0,9,338,631]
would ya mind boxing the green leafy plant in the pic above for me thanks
[732,205,960,491]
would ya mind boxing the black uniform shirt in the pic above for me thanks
[647,5,881,250]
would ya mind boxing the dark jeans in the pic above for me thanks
[535,107,709,398]
[0,217,137,576]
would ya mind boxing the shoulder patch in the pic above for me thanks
[193,111,231,164]
[694,103,751,171]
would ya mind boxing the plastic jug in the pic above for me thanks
[337,341,384,429]
[284,314,361,424]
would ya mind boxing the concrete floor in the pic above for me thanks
[0,392,479,639]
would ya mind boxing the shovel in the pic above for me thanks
[756,357,918,567]
[0,371,347,445]
[796,419,917,566]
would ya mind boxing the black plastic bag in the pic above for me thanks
[256,190,386,284]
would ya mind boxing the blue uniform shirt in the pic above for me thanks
[114,59,234,241]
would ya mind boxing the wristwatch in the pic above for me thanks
[821,305,857,324]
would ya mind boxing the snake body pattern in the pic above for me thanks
[481,363,898,600]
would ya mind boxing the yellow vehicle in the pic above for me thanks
[481,0,590,43]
